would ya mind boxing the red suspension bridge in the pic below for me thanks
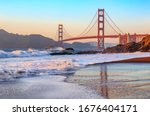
[57,9,149,50]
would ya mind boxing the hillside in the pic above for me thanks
[103,35,150,53]
[0,29,98,50]
[139,35,150,51]
[0,29,57,49]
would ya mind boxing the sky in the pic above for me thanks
[0,0,150,43]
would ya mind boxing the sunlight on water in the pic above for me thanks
[0,50,150,99]
[67,63,150,99]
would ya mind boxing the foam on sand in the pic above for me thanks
[0,52,150,81]
[0,50,150,99]
[0,75,103,99]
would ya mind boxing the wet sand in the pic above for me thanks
[66,58,150,99]
[0,75,102,99]
[112,56,150,63]
[0,56,149,99]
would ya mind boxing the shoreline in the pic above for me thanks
[87,56,150,67]
[108,56,150,63]
[0,54,150,99]
[0,75,102,99]
[103,57,150,64]
[66,60,150,99]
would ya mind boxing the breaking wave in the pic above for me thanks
[0,58,76,81]
[0,49,150,82]
[0,49,49,58]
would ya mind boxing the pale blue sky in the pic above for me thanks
[0,0,150,41]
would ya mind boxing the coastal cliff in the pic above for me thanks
[103,35,150,53]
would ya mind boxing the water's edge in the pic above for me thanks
[65,63,150,99]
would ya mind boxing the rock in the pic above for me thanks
[17,71,26,74]
[50,48,75,55]
[125,42,141,52]
[77,51,101,54]
[139,35,150,52]
[104,35,150,53]
[65,48,75,54]
[103,44,126,53]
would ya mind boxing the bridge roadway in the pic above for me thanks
[62,34,148,42]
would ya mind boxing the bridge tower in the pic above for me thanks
[119,33,137,45]
[98,9,105,50]
[119,34,128,45]
[127,33,137,43]
[58,24,63,47]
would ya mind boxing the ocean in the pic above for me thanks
[66,63,150,99]
[0,49,150,99]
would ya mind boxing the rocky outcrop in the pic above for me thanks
[103,35,150,53]
[103,44,126,53]
[49,48,75,55]
[77,51,101,54]
[139,36,150,52]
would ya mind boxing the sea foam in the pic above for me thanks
[0,49,49,58]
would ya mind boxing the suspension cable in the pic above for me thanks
[81,19,98,36]
[77,11,97,37]
[105,11,124,34]
[104,17,119,34]
[63,26,73,38]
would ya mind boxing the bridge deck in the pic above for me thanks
[63,34,148,42]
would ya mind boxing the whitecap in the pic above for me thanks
[0,49,49,58]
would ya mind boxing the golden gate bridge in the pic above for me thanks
[57,9,149,49]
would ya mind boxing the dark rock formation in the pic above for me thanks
[50,48,75,55]
[103,44,126,53]
[139,36,150,52]
[125,42,141,52]
[103,35,150,53]
[77,51,101,54]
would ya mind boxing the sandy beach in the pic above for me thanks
[114,56,150,63]
[66,56,150,99]
[0,50,150,99]
[0,75,102,99]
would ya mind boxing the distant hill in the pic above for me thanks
[86,42,117,48]
[0,29,57,49]
[65,42,116,51]
[64,42,97,51]
[0,29,115,50]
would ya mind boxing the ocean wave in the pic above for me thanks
[0,52,150,81]
[0,59,76,81]
[0,49,49,58]
[0,50,12,58]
